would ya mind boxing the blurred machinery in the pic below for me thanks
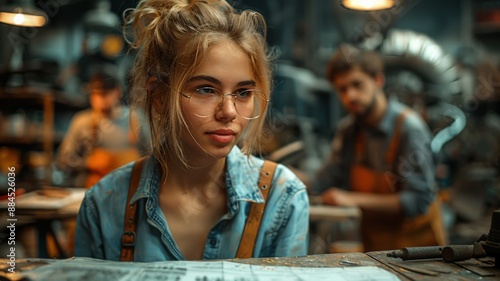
[265,63,341,176]
[379,29,500,243]
[379,29,467,182]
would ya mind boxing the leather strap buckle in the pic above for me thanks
[121,231,136,247]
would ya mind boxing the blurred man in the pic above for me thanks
[57,64,144,188]
[312,44,446,251]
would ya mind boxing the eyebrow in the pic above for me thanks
[187,75,256,87]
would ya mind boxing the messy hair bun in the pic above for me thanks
[124,0,272,170]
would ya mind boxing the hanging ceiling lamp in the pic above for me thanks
[0,0,48,27]
[341,0,396,11]
[83,0,120,32]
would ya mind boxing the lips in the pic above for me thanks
[206,129,236,143]
[209,129,236,135]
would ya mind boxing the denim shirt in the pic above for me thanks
[74,146,309,261]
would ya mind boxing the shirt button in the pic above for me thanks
[210,239,217,246]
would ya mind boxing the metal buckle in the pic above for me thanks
[121,231,136,247]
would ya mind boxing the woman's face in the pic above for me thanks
[179,41,255,162]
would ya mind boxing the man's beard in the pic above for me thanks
[355,92,378,122]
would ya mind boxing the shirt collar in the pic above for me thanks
[130,156,160,204]
[373,98,400,135]
[225,146,265,203]
[129,146,264,205]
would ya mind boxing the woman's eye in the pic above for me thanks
[195,87,218,95]
[236,89,254,99]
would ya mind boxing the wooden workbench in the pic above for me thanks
[234,251,498,280]
[1,251,498,280]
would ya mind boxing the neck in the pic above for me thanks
[161,154,227,194]
[362,91,387,127]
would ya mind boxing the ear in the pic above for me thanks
[374,72,385,88]
[148,77,165,115]
[147,77,158,93]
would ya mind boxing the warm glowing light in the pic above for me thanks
[341,0,395,11]
[13,13,24,25]
[0,11,46,27]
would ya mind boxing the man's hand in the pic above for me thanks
[321,187,355,207]
[321,188,403,216]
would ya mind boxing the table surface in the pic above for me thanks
[2,192,498,280]
[309,205,361,221]
[235,251,499,281]
[1,252,498,280]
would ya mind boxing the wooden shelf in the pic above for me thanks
[0,135,45,146]
[0,86,87,186]
[0,87,54,185]
[0,133,64,147]
[0,88,88,110]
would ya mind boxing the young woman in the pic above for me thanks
[74,0,309,261]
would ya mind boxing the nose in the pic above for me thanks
[91,95,107,111]
[215,97,237,121]
[345,86,358,100]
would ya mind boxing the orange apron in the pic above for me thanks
[85,148,141,188]
[350,109,447,251]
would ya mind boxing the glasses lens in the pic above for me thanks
[188,87,221,117]
[187,87,268,119]
[234,90,267,119]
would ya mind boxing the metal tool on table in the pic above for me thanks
[387,245,444,260]
[386,209,500,278]
[441,243,487,262]
[386,243,488,261]
[339,258,376,266]
[478,209,500,268]
[387,209,500,266]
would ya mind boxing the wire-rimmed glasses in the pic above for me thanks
[180,87,268,120]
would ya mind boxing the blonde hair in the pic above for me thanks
[124,0,272,171]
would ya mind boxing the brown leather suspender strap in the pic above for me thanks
[236,160,278,259]
[120,158,145,261]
